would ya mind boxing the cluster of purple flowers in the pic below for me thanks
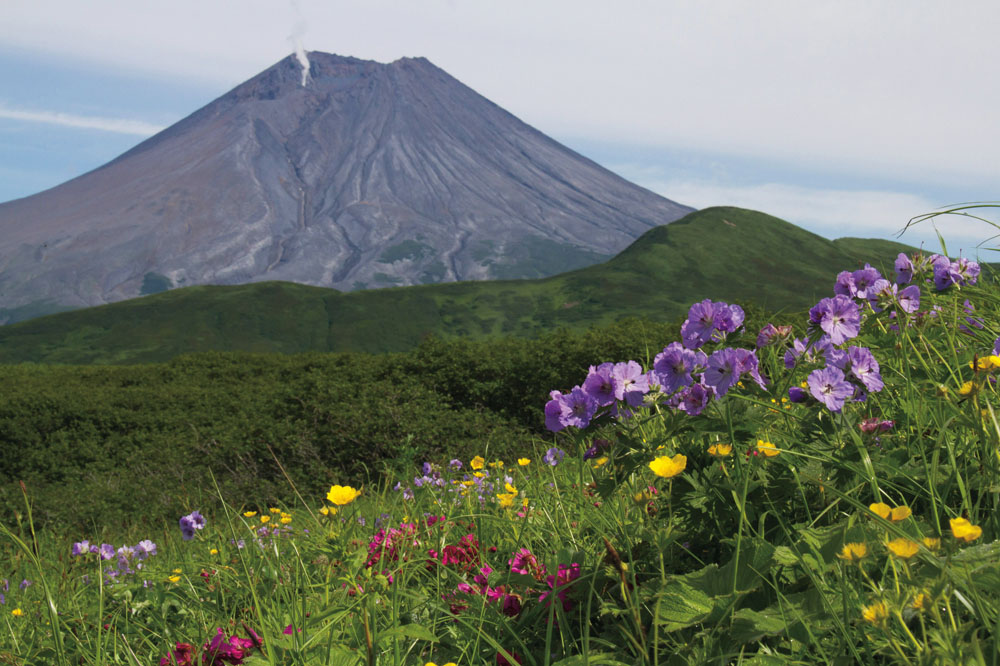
[0,578,30,606]
[71,539,158,584]
[393,460,520,507]
[894,252,980,291]
[179,510,206,540]
[545,300,766,430]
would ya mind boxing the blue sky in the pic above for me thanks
[2,0,998,257]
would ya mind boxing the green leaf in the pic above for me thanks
[550,655,633,666]
[656,581,715,631]
[730,607,789,643]
[376,622,438,643]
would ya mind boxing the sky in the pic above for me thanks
[2,0,999,257]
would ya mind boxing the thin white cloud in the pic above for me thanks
[0,106,163,136]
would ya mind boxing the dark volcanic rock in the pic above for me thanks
[0,53,693,322]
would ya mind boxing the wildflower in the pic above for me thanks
[179,511,206,541]
[845,346,884,393]
[676,381,714,416]
[543,447,565,466]
[950,517,982,542]
[922,537,940,550]
[809,295,861,345]
[243,511,257,517]
[807,366,854,412]
[280,513,292,524]
[837,542,867,562]
[259,515,270,524]
[540,562,582,611]
[911,592,930,611]
[653,342,707,393]
[470,455,485,470]
[859,418,894,434]
[326,485,361,506]
[958,380,976,397]
[787,386,809,403]
[558,386,598,429]
[582,362,619,407]
[592,456,609,468]
[496,492,516,509]
[707,443,732,457]
[209,548,218,555]
[886,538,920,559]
[449,458,463,470]
[894,252,913,284]
[649,453,686,478]
[612,360,650,406]
[869,503,911,522]
[159,642,195,666]
[862,601,889,625]
[756,440,779,457]
[11,608,22,617]
[168,575,181,583]
[72,540,91,556]
[99,543,115,560]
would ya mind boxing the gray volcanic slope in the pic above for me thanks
[0,53,692,322]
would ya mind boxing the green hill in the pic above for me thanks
[0,207,915,364]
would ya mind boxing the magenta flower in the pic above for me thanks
[807,366,854,412]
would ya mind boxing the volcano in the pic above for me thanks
[0,52,692,323]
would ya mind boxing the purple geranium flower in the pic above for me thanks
[99,544,115,560]
[612,360,649,406]
[894,252,913,285]
[72,541,91,557]
[809,295,861,345]
[544,447,565,467]
[676,382,714,416]
[897,285,920,314]
[582,363,618,407]
[846,346,884,393]
[680,300,744,349]
[560,386,598,429]
[788,386,809,403]
[703,348,742,398]
[851,265,882,299]
[653,342,706,394]
[834,271,856,297]
[807,366,854,412]
[544,390,565,432]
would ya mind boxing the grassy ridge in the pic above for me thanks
[0,207,914,364]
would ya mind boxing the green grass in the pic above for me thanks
[1,251,997,664]
[0,207,917,364]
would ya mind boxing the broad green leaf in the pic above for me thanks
[376,622,438,643]
[656,580,715,631]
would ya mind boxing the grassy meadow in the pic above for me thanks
[0,207,917,364]
[2,240,998,665]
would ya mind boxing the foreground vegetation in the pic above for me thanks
[0,207,915,363]
[2,245,997,664]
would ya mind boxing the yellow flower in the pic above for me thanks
[172,568,182,574]
[496,492,516,508]
[707,443,732,457]
[970,355,1000,371]
[958,381,976,396]
[259,515,271,524]
[886,538,920,559]
[470,456,485,470]
[504,482,518,494]
[472,471,486,478]
[517,457,531,466]
[649,454,686,478]
[862,601,888,625]
[243,511,257,518]
[269,507,281,514]
[209,548,218,555]
[950,517,983,542]
[280,514,292,524]
[488,460,504,469]
[425,662,458,666]
[593,456,609,469]
[911,592,930,611]
[633,489,654,504]
[319,507,330,516]
[756,440,779,457]
[869,502,910,522]
[922,537,940,550]
[837,542,868,563]
[11,608,23,617]
[326,484,361,506]
[168,575,181,583]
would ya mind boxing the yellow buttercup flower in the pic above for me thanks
[168,575,181,583]
[970,355,1000,371]
[950,517,983,542]
[837,542,868,563]
[172,568,182,574]
[958,381,976,396]
[707,443,732,457]
[633,489,653,504]
[470,456,485,470]
[488,460,504,469]
[869,502,910,522]
[496,492,516,509]
[259,515,271,524]
[862,601,888,625]
[517,457,531,466]
[756,440,779,457]
[243,511,257,518]
[11,608,23,617]
[886,538,920,559]
[269,507,281,514]
[280,515,292,524]
[593,456,609,469]
[922,537,940,550]
[209,548,218,555]
[326,484,361,506]
[649,453,686,478]
[911,592,930,611]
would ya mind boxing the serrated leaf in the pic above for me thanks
[773,545,798,566]
[656,581,714,631]
[730,607,788,643]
